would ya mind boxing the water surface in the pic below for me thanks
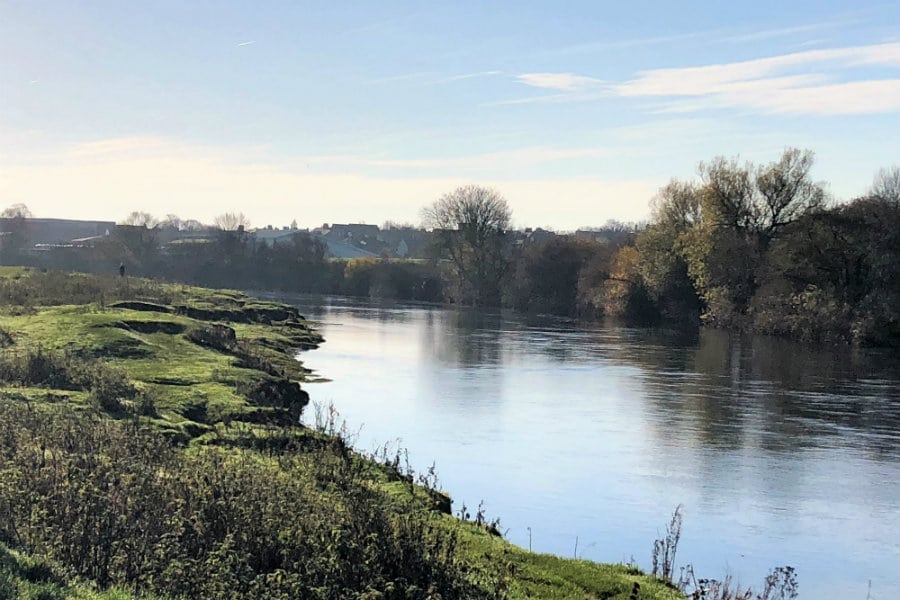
[275,294,900,599]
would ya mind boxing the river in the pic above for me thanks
[273,293,900,599]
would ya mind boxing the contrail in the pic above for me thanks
[237,40,256,47]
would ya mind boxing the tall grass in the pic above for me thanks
[0,403,474,599]
[650,506,799,600]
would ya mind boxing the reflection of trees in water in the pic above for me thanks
[624,329,900,460]
[422,308,507,368]
[287,295,425,325]
[416,307,507,412]
[289,294,900,460]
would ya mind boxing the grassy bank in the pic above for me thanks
[0,268,681,600]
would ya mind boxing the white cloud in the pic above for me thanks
[434,70,503,83]
[715,79,900,115]
[509,42,900,116]
[516,72,605,92]
[615,42,900,97]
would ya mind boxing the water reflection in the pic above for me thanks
[279,294,900,599]
[424,309,508,368]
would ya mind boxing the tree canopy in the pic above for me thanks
[1,203,33,219]
[422,185,512,306]
[214,212,251,231]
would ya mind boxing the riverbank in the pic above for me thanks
[0,268,682,599]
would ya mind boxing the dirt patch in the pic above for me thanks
[115,320,186,335]
[109,301,173,314]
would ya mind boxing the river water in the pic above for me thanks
[275,294,900,599]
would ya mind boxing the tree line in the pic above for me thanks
[424,151,899,347]
[3,149,898,346]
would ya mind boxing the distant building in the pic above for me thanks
[326,223,380,240]
[312,234,378,259]
[0,217,115,246]
[516,227,557,246]
[316,223,387,256]
[377,226,433,258]
[574,229,613,243]
[251,228,309,247]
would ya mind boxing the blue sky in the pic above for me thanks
[2,0,898,229]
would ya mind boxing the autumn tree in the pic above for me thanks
[682,148,826,325]
[595,246,657,322]
[422,185,511,306]
[634,180,703,323]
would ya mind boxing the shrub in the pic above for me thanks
[88,364,136,413]
[0,404,471,599]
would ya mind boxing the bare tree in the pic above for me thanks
[699,148,826,246]
[870,165,900,205]
[158,214,183,230]
[1,203,33,219]
[422,185,511,306]
[213,212,251,231]
[180,219,207,231]
[651,180,701,229]
[0,204,33,261]
[754,147,826,239]
[121,211,159,228]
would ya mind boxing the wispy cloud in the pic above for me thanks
[371,71,503,85]
[433,70,503,84]
[236,40,256,47]
[654,79,900,116]
[537,14,859,57]
[542,31,707,56]
[614,42,900,97]
[790,39,829,50]
[515,73,605,92]
[723,21,848,43]
[484,73,607,106]
[369,72,435,84]
[504,42,900,116]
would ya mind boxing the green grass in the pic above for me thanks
[0,270,321,434]
[448,522,679,599]
[0,306,246,426]
[0,269,683,600]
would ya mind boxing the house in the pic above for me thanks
[311,234,378,259]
